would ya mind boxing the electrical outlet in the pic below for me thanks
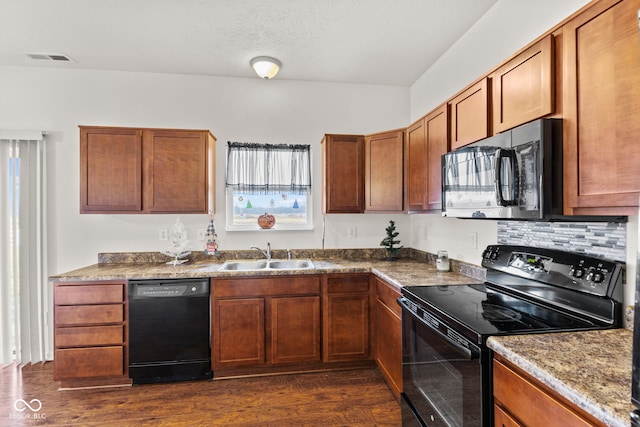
[347,226,357,239]
[197,229,207,241]
[469,232,478,249]
[159,228,168,241]
[423,226,428,240]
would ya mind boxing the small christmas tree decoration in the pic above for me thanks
[380,220,403,260]
[162,218,191,266]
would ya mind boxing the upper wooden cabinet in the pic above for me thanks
[321,134,365,213]
[448,78,489,150]
[405,118,427,212]
[80,126,216,214]
[405,104,448,212]
[492,34,554,133]
[80,127,143,213]
[365,129,404,212]
[562,0,640,215]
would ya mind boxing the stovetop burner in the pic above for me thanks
[481,303,522,322]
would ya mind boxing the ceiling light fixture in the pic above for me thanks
[250,56,282,80]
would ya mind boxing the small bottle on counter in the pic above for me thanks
[436,250,450,272]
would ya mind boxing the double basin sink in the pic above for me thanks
[218,259,314,272]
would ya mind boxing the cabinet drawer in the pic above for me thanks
[493,359,594,427]
[326,274,370,294]
[375,278,401,318]
[54,346,124,379]
[55,285,124,305]
[214,276,321,297]
[55,304,124,325]
[56,325,124,347]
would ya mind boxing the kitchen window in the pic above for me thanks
[225,142,312,231]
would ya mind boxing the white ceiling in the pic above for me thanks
[0,0,498,86]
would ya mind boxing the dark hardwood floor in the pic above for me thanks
[1,363,401,426]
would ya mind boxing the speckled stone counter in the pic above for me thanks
[48,256,484,290]
[488,329,633,427]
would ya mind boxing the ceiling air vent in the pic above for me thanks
[26,53,74,62]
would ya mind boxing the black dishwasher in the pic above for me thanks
[128,278,212,384]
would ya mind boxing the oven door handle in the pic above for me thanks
[398,297,479,360]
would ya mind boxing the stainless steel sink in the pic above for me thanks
[268,260,314,270]
[219,260,268,271]
[218,259,314,271]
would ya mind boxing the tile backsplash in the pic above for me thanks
[497,220,627,261]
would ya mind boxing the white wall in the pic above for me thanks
[410,0,591,120]
[0,66,410,275]
[407,0,591,265]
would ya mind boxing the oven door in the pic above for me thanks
[400,297,485,427]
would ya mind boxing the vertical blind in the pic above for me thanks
[225,142,311,194]
[0,131,47,365]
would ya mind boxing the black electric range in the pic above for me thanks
[399,245,624,427]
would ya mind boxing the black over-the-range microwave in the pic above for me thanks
[441,118,563,220]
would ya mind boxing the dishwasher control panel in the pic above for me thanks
[129,279,209,298]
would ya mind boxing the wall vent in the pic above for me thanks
[26,53,73,62]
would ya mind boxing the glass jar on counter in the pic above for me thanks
[436,250,450,272]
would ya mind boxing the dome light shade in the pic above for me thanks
[250,56,282,79]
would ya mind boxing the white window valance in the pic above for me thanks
[225,142,312,194]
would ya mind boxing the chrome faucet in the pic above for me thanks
[251,242,272,259]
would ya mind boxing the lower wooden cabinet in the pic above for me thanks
[322,274,372,362]
[374,277,402,399]
[493,356,605,426]
[53,280,128,387]
[215,297,265,367]
[212,276,321,369]
[55,346,124,379]
[494,404,523,427]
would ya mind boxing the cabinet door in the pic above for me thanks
[374,278,402,399]
[405,118,427,212]
[405,105,448,212]
[268,296,321,364]
[213,298,265,368]
[425,104,449,210]
[449,78,489,149]
[492,34,554,133]
[323,274,371,362]
[562,0,640,215]
[365,130,404,212]
[322,134,365,213]
[143,130,212,213]
[80,126,142,213]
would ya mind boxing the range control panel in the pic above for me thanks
[481,245,623,298]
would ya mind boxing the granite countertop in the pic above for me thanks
[488,329,634,427]
[48,257,482,290]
